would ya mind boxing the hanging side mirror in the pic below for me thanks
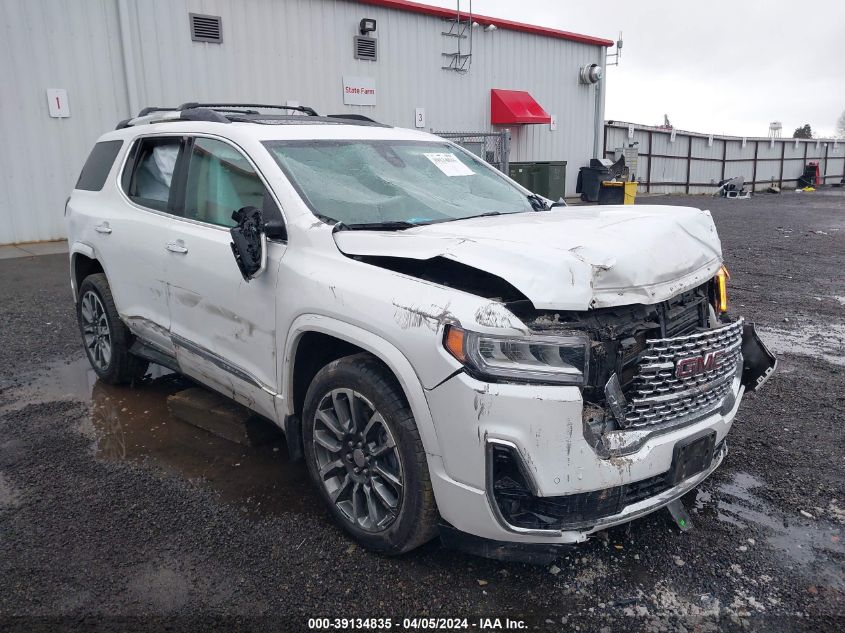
[264,219,287,241]
[230,206,267,281]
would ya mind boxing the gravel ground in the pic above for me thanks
[1,190,843,632]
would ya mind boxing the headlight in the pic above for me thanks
[444,325,589,385]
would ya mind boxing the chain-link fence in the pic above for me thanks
[434,130,511,174]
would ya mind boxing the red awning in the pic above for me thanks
[490,89,551,125]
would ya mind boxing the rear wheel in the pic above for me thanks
[76,273,148,384]
[302,353,438,554]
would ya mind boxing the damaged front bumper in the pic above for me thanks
[741,322,777,391]
[426,321,775,559]
[439,441,727,565]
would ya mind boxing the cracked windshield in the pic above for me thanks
[264,140,534,226]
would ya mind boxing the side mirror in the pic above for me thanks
[264,219,287,241]
[550,197,568,208]
[230,206,267,281]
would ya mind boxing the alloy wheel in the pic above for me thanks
[80,290,112,371]
[312,388,404,532]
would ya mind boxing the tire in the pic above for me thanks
[302,353,438,554]
[76,273,148,385]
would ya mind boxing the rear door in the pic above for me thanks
[91,135,186,355]
[165,135,286,419]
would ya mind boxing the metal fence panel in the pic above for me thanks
[650,156,687,184]
[650,132,687,158]
[605,121,845,193]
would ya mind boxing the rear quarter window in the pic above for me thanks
[75,140,123,191]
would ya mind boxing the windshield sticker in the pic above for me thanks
[423,153,475,177]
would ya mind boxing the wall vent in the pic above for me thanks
[354,36,377,61]
[190,13,223,43]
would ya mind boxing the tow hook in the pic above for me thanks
[667,498,693,532]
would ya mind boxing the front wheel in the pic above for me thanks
[76,273,148,384]
[302,353,438,554]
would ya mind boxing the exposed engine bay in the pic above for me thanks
[519,284,715,402]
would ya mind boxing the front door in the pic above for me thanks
[165,136,286,419]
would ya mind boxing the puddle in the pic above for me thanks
[0,357,171,412]
[3,357,319,519]
[758,322,845,367]
[694,472,845,590]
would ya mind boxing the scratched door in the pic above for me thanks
[165,136,285,419]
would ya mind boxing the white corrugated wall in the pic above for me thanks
[0,0,606,244]
[0,0,129,245]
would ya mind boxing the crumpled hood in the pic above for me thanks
[333,205,722,310]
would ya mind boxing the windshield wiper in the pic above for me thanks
[527,194,550,211]
[446,210,529,223]
[340,220,423,231]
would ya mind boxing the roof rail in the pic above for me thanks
[113,104,394,130]
[326,113,379,123]
[116,106,230,129]
[178,102,320,117]
[137,106,179,117]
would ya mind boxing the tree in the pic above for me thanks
[792,124,813,139]
[837,111,845,138]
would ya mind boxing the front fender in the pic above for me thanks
[282,314,443,457]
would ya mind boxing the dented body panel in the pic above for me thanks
[166,218,285,421]
[65,118,775,553]
[424,366,744,544]
[334,205,723,310]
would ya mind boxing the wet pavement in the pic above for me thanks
[1,357,317,521]
[1,190,844,631]
[700,472,845,591]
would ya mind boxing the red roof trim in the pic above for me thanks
[356,0,614,47]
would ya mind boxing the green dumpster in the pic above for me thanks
[508,161,567,201]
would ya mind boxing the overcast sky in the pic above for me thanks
[425,0,845,138]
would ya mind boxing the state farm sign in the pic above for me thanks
[342,76,377,106]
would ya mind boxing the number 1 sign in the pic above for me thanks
[47,89,70,118]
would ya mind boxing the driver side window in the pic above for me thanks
[184,138,271,228]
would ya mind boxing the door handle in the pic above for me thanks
[95,223,112,234]
[166,240,188,254]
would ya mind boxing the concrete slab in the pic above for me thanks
[17,241,69,256]
[0,245,32,260]
[166,387,281,446]
[0,240,68,259]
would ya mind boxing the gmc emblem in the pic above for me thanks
[675,350,725,379]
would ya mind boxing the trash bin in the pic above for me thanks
[576,159,613,202]
[624,182,637,205]
[598,181,625,205]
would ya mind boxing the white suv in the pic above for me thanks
[66,104,776,560]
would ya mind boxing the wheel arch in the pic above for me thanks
[70,242,106,300]
[283,315,442,459]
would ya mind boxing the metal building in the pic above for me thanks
[0,0,611,245]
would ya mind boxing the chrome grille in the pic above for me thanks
[621,319,744,428]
